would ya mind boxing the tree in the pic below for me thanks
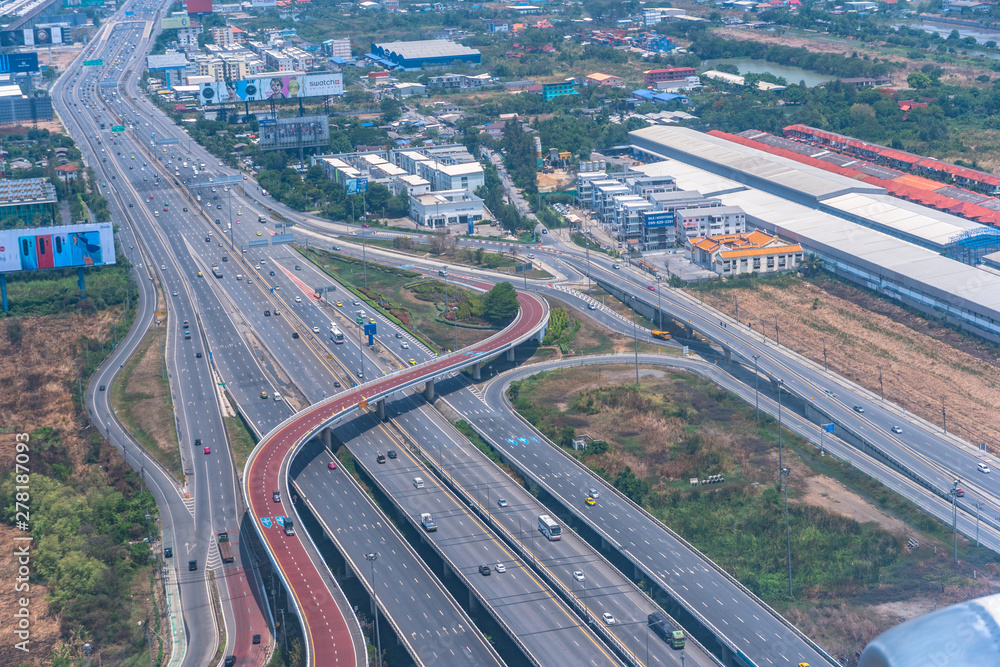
[380,97,402,123]
[907,72,933,90]
[483,282,519,325]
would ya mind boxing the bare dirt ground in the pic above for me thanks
[0,311,120,663]
[801,473,909,535]
[537,169,576,193]
[713,27,996,85]
[694,276,1000,456]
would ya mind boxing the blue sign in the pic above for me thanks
[346,178,368,195]
[125,10,134,14]
[642,211,674,228]
[275,516,287,526]
[260,517,273,528]
[258,118,276,127]
[0,52,37,73]
[825,423,835,433]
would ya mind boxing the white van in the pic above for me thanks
[413,477,424,489]
[236,274,243,281]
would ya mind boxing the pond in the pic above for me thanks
[702,58,832,88]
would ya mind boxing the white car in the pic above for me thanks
[401,342,410,349]
[573,571,585,582]
[495,563,506,573]
[273,392,282,402]
[312,326,320,333]
[295,296,302,303]
[602,613,616,625]
[979,462,991,474]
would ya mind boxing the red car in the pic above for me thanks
[648,284,655,291]
[328,461,337,470]
[203,446,211,455]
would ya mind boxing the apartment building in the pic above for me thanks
[675,205,746,241]
[264,49,293,71]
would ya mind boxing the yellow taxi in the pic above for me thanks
[369,317,376,324]
[336,301,343,307]
[408,358,417,365]
[585,496,596,506]
[256,231,262,236]
[197,271,203,277]
[260,391,269,399]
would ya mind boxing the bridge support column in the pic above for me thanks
[377,398,386,421]
[506,348,515,362]
[321,427,331,450]
[469,588,480,612]
[535,323,547,343]
[424,379,435,402]
[684,326,693,339]
[724,348,732,365]
[472,361,481,381]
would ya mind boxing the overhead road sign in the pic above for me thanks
[83,59,104,66]
[248,239,269,248]
[100,78,116,87]
[213,174,244,185]
[272,234,294,245]
[156,138,179,145]
[258,118,276,127]
[125,10,134,14]
[111,125,125,132]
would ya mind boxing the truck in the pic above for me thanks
[217,532,234,563]
[651,330,671,341]
[648,612,685,649]
[420,513,437,532]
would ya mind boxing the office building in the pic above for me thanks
[643,67,696,87]
[675,205,746,240]
[542,79,578,101]
[409,189,484,228]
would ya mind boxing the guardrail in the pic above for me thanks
[494,357,842,667]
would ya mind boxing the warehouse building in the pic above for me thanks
[0,177,57,225]
[369,40,481,70]
[628,124,1000,344]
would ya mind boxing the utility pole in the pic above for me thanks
[777,379,785,472]
[942,396,947,434]
[774,314,779,345]
[734,294,739,322]
[878,365,884,400]
[822,337,827,371]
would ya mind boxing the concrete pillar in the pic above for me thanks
[684,326,693,339]
[377,398,386,422]
[321,427,331,450]
[468,588,479,612]
[472,361,481,381]
[506,348,515,362]
[724,348,732,365]
[424,378,435,402]
[535,323,547,343]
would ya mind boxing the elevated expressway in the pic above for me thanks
[244,292,549,665]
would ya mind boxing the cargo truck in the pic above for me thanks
[420,513,437,531]
[212,263,223,278]
[651,330,671,341]
[648,612,685,649]
[217,532,234,563]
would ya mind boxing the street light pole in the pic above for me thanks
[953,480,959,565]
[777,378,785,472]
[753,355,760,422]
[782,466,792,597]
[630,296,639,385]
[366,552,382,665]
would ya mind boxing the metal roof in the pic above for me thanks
[371,40,480,61]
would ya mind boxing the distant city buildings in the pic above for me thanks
[0,178,58,226]
[541,79,578,101]
[585,72,623,87]
[369,39,481,70]
[643,67,697,88]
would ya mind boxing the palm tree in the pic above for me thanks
[800,253,824,276]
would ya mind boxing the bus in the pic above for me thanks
[330,325,344,344]
[538,514,561,541]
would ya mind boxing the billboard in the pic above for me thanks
[199,72,343,104]
[251,0,278,6]
[185,0,213,13]
[0,27,64,47]
[0,223,116,273]
[160,15,191,29]
[258,115,330,151]
[147,53,188,70]
[0,53,39,73]
[346,178,368,194]
[642,211,674,228]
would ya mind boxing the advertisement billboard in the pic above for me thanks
[199,72,343,104]
[185,0,213,13]
[258,115,329,152]
[0,27,64,47]
[0,223,116,273]
[642,211,674,228]
[160,14,191,29]
[346,178,368,194]
[0,53,39,73]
